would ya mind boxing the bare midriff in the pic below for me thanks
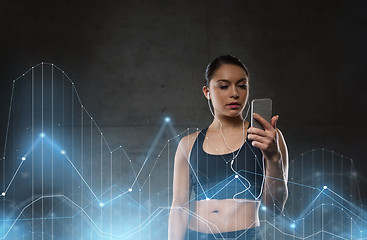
[188,199,260,233]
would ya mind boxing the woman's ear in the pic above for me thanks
[202,86,210,100]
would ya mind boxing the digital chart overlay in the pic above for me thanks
[0,63,366,239]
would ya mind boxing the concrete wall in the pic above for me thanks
[1,0,366,197]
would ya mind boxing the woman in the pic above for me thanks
[168,55,288,240]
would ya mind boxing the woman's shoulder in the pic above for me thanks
[176,129,202,158]
[179,130,201,148]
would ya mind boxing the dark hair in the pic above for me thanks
[204,55,250,87]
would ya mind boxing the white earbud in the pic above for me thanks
[207,92,210,100]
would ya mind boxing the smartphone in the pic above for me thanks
[251,98,272,130]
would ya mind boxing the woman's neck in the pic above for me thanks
[210,114,245,131]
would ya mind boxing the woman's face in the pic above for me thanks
[203,64,249,118]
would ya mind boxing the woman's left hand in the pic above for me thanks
[247,113,281,163]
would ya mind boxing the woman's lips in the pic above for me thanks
[227,104,240,109]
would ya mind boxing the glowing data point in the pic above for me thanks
[128,188,132,192]
[205,197,210,201]
[99,202,104,207]
[1,192,5,196]
[164,117,171,122]
[61,150,66,155]
[21,157,26,161]
[261,206,266,211]
[40,133,46,138]
[290,223,296,229]
[323,186,327,189]
[235,175,239,178]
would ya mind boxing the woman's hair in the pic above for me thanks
[204,55,250,87]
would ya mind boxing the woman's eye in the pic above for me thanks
[219,86,228,89]
[238,85,248,89]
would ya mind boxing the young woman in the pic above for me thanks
[168,55,288,240]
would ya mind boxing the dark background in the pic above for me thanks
[1,0,366,199]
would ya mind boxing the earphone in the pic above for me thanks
[207,92,210,100]
[205,94,265,202]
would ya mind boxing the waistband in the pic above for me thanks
[185,226,263,240]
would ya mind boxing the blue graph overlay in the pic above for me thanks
[0,63,366,239]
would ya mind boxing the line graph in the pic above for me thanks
[0,63,366,239]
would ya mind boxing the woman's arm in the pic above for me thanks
[247,114,289,213]
[168,134,194,240]
[262,128,288,213]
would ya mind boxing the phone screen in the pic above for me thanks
[251,98,272,130]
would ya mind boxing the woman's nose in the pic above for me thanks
[231,87,239,98]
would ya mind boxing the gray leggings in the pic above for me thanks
[185,226,263,240]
